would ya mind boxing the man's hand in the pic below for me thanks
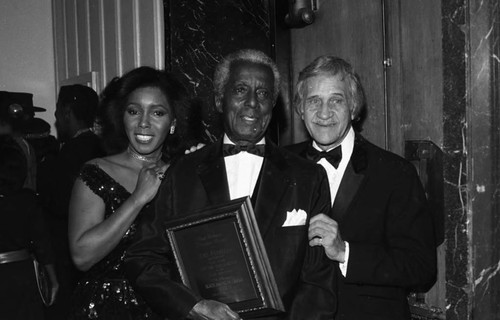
[188,299,241,320]
[185,143,206,154]
[308,213,346,262]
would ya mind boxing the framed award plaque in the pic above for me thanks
[165,197,284,318]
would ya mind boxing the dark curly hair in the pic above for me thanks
[99,67,189,159]
[0,135,27,193]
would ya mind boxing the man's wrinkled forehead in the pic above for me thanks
[304,74,347,94]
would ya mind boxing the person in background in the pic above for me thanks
[67,66,187,319]
[0,135,59,319]
[40,84,105,320]
[287,55,437,320]
[23,117,60,196]
[125,49,336,320]
[0,91,46,190]
[23,117,59,166]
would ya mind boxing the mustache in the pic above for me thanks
[312,120,336,126]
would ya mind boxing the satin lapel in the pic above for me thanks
[197,141,230,204]
[331,163,363,221]
[253,144,289,237]
[331,136,367,221]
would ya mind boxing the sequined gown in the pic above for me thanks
[68,164,160,320]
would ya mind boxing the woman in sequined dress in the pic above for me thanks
[67,67,188,319]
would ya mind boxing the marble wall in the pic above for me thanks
[441,1,469,318]
[467,0,500,319]
[442,0,500,318]
[163,0,273,143]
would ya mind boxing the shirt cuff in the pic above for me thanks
[339,241,350,277]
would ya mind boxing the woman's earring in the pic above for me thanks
[170,126,175,134]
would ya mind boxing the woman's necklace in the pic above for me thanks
[127,146,162,163]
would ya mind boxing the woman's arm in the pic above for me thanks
[68,163,165,271]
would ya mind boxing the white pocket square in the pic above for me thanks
[282,209,307,227]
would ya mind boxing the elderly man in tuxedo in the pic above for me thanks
[125,49,336,320]
[287,56,437,320]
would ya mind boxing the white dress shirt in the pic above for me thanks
[223,134,265,200]
[313,127,355,276]
[313,127,355,206]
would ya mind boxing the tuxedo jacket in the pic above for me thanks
[125,139,337,320]
[287,134,437,320]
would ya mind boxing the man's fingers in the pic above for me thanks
[184,146,197,154]
[196,142,206,150]
[310,213,337,226]
[308,225,327,240]
[225,308,241,320]
[309,236,323,247]
[184,143,206,154]
[308,222,337,240]
[219,304,240,320]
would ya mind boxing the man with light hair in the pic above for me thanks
[288,55,437,320]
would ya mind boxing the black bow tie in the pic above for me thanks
[223,144,265,157]
[306,144,342,168]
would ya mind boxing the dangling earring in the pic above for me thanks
[170,126,175,134]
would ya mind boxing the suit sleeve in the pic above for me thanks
[288,166,337,320]
[124,171,201,319]
[345,163,437,290]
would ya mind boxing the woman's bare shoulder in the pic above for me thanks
[86,154,124,170]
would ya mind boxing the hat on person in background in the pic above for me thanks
[57,84,98,111]
[0,91,46,121]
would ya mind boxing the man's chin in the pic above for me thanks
[229,131,265,144]
[312,135,338,147]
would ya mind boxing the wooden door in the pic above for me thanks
[290,0,387,148]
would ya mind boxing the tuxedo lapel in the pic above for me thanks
[197,141,230,204]
[331,135,367,221]
[332,163,363,221]
[253,143,290,237]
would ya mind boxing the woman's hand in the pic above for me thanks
[131,162,169,205]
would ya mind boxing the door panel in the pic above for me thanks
[290,0,386,148]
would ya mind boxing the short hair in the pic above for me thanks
[213,49,281,103]
[294,56,365,122]
[99,66,188,158]
[0,135,27,192]
[57,84,99,127]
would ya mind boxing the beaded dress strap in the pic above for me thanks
[79,163,130,201]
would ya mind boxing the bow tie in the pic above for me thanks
[306,144,342,168]
[223,144,265,157]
